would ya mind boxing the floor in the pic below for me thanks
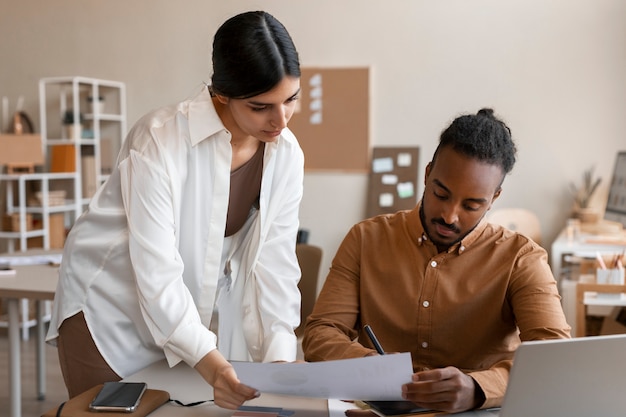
[0,328,68,417]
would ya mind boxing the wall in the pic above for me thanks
[1,0,625,291]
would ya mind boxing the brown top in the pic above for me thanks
[225,143,264,237]
[302,203,571,409]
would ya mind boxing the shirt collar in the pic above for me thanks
[410,201,489,254]
[187,87,229,145]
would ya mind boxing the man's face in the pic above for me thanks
[421,146,504,251]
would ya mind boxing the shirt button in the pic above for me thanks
[430,261,437,267]
[422,301,430,308]
[459,245,466,253]
[421,342,428,348]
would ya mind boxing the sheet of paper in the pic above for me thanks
[231,352,413,401]
[328,399,360,417]
[372,157,394,173]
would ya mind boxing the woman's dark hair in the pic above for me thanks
[432,108,517,175]
[211,11,300,99]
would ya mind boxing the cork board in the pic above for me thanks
[288,67,369,172]
[366,146,420,218]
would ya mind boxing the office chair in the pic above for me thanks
[294,243,323,337]
[488,207,542,246]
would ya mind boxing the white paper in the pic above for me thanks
[372,157,394,173]
[310,112,322,125]
[329,399,360,417]
[397,153,412,167]
[379,193,394,207]
[381,174,398,185]
[397,182,414,199]
[231,352,413,400]
[309,73,322,87]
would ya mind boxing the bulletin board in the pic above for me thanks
[366,147,420,218]
[288,67,369,172]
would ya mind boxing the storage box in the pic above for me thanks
[81,155,97,198]
[100,137,114,175]
[50,144,76,172]
[597,268,625,285]
[2,213,33,231]
[28,190,67,207]
[0,134,44,165]
[26,214,66,249]
[0,134,44,170]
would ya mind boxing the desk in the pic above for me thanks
[575,283,626,337]
[123,360,495,417]
[550,228,626,282]
[0,262,59,417]
[125,359,332,417]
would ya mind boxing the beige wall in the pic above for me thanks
[1,0,625,289]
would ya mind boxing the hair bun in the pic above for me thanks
[477,108,494,117]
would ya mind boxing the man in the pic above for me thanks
[302,109,570,413]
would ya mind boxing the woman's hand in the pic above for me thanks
[195,350,259,409]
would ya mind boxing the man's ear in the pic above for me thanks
[490,187,502,206]
[424,162,432,185]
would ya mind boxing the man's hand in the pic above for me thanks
[195,350,259,409]
[401,366,483,413]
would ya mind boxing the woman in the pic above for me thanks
[47,11,303,409]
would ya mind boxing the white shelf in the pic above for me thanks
[39,75,127,217]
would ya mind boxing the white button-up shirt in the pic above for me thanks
[47,87,304,377]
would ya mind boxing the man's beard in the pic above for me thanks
[418,194,478,250]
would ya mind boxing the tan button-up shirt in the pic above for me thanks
[303,204,570,409]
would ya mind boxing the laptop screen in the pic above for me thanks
[500,335,626,417]
[604,151,626,227]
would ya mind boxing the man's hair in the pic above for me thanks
[432,108,517,175]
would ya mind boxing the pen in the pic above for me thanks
[596,251,607,270]
[364,324,385,355]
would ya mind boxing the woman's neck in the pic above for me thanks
[212,97,261,170]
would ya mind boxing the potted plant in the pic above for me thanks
[62,109,84,140]
[88,95,105,114]
[570,166,602,223]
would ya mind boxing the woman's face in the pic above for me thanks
[218,76,301,143]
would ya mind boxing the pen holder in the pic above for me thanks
[596,268,625,285]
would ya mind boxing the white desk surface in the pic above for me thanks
[0,263,58,299]
[550,228,626,281]
[0,250,61,417]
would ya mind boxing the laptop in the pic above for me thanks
[495,334,626,417]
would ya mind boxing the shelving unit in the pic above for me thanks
[0,76,127,340]
[0,172,77,252]
[39,76,127,208]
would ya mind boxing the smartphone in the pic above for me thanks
[89,381,147,413]
[364,400,430,416]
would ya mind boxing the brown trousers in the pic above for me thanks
[57,311,121,398]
